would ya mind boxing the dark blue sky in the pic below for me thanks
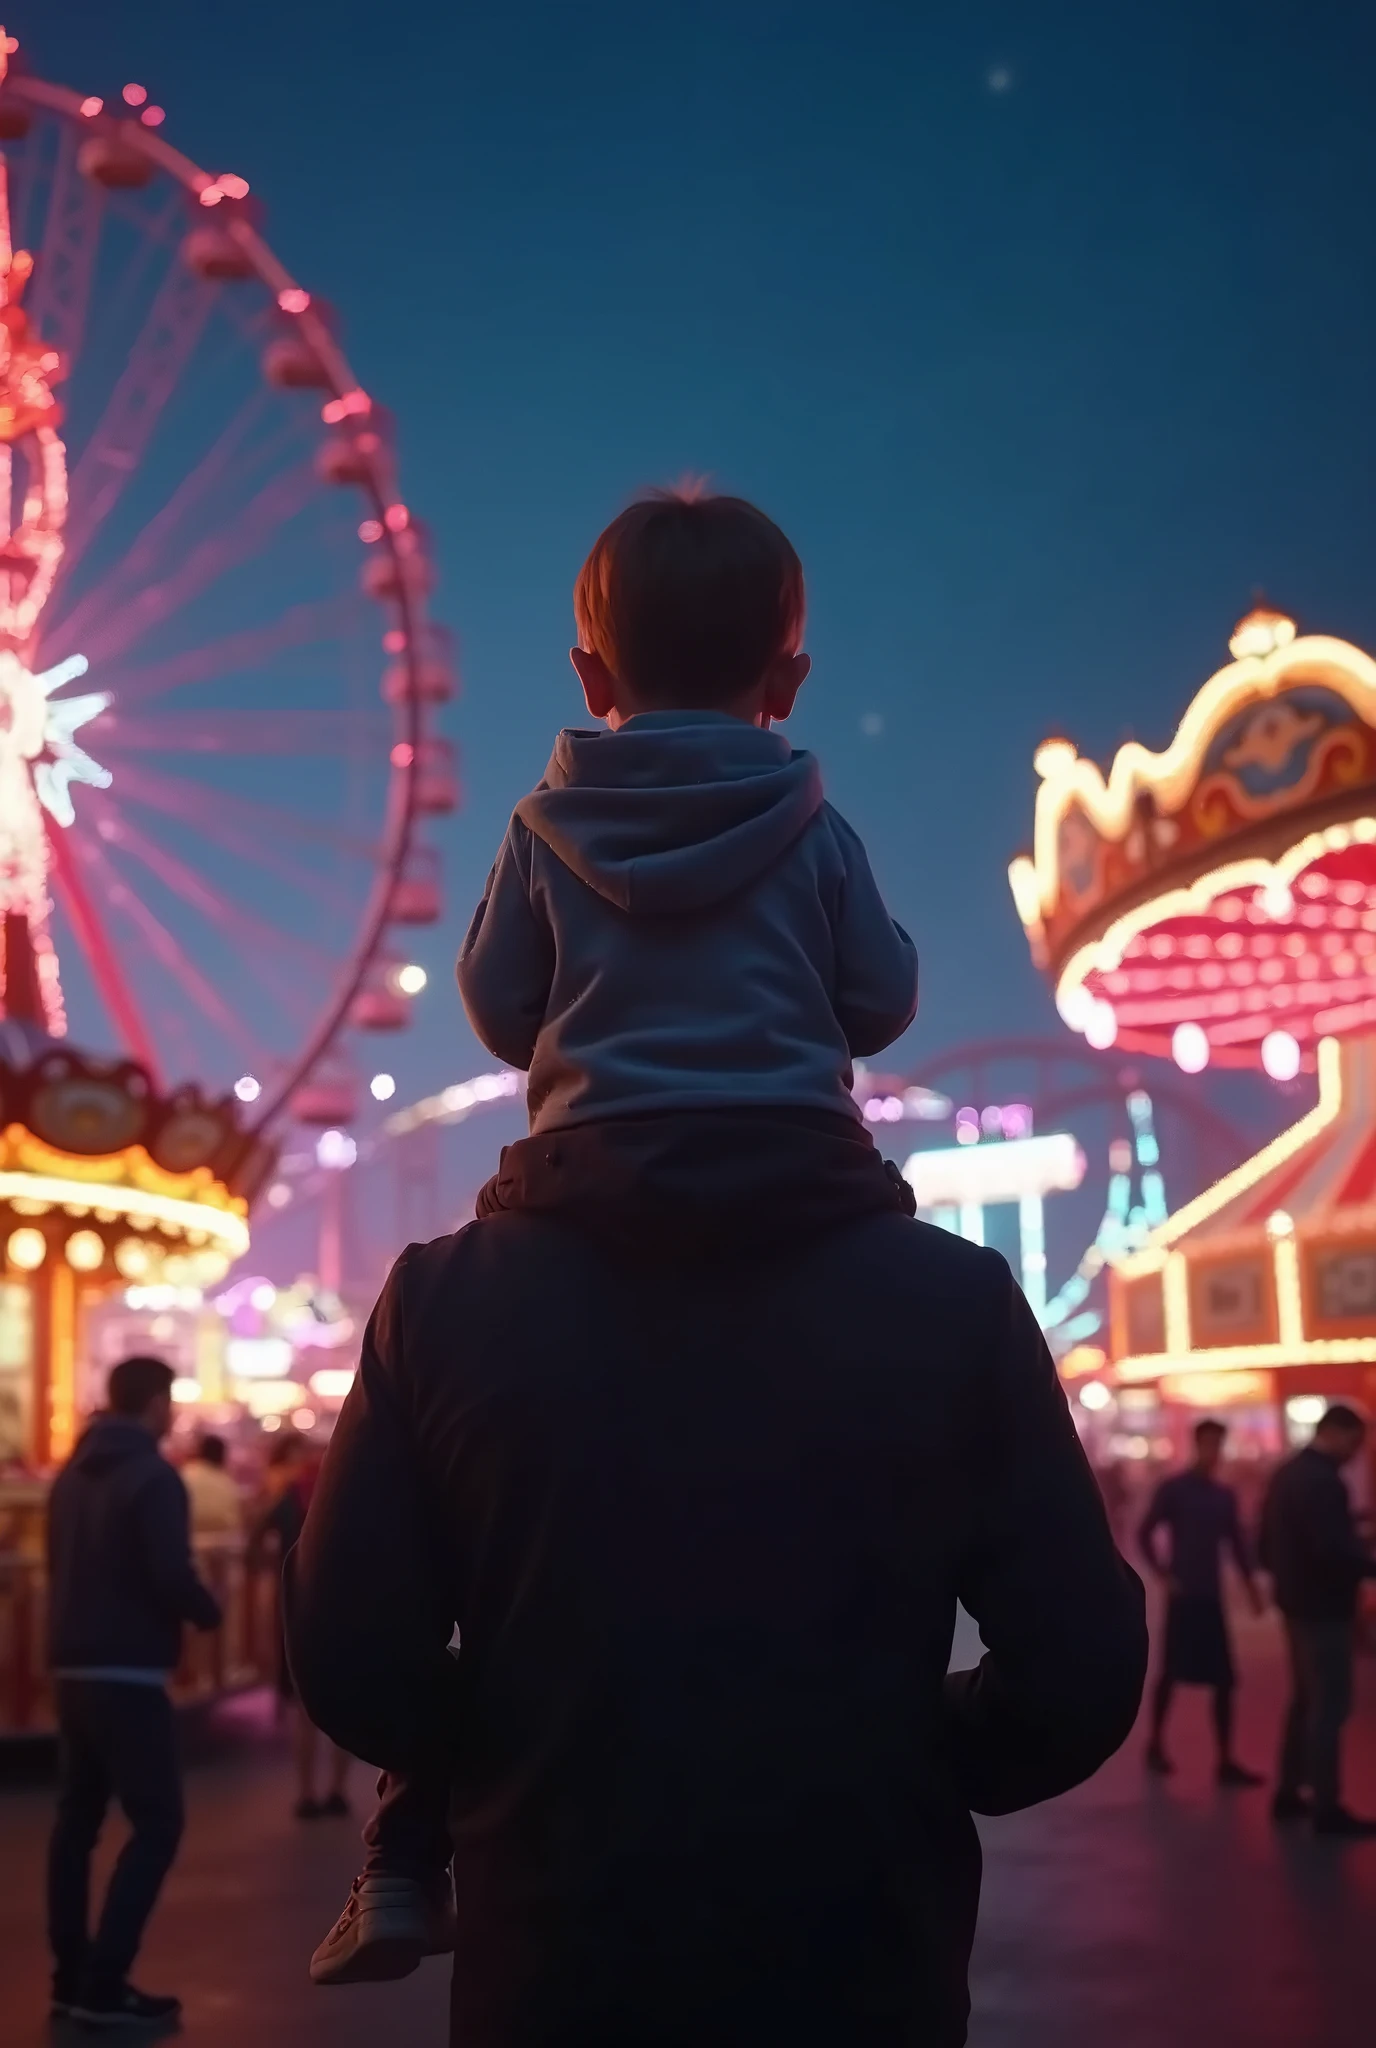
[29,2,1376,1126]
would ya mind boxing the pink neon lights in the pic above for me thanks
[278,287,310,314]
[383,502,409,532]
[321,389,371,424]
[358,518,383,543]
[382,629,406,653]
[391,742,414,767]
[122,83,148,108]
[140,106,165,128]
[79,96,102,118]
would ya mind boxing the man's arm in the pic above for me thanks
[825,808,920,1057]
[946,1261,1148,1816]
[284,1246,459,1773]
[136,1468,222,1632]
[456,820,555,1071]
[1137,1483,1171,1580]
[1307,1467,1376,1582]
[1225,1489,1265,1610]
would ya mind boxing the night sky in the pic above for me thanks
[25,2,1376,1228]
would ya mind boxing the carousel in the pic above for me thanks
[1010,604,1376,1450]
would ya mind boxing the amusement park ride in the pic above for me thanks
[0,41,451,1467]
[1012,603,1376,1445]
[0,40,1369,1482]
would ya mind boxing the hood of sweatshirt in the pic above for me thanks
[515,711,824,915]
[68,1413,161,1478]
[476,1107,915,1256]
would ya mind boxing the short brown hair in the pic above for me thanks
[574,488,805,708]
[108,1355,175,1416]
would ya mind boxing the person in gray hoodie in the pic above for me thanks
[455,632,918,1131]
[307,489,920,1988]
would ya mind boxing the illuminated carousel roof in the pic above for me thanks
[1008,609,1376,1072]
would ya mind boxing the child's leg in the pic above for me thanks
[362,1769,453,1882]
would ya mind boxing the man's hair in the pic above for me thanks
[195,1433,227,1467]
[574,488,805,708]
[1194,1418,1227,1446]
[107,1355,175,1417]
[1318,1402,1366,1436]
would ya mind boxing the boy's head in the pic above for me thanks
[572,487,809,726]
[1192,1418,1227,1473]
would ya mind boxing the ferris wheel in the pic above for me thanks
[0,38,452,1136]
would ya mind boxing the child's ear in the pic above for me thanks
[762,651,810,724]
[570,647,618,722]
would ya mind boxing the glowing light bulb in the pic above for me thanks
[122,82,148,107]
[370,1072,397,1102]
[1172,1022,1210,1074]
[1079,1380,1112,1412]
[1258,881,1295,922]
[316,1129,358,1171]
[79,95,103,117]
[278,287,310,314]
[1261,1030,1301,1083]
[1058,984,1094,1033]
[234,1074,261,1103]
[7,1227,46,1270]
[396,963,427,996]
[1084,999,1118,1050]
[114,1238,152,1280]
[65,1230,105,1273]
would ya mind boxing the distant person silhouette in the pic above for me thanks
[46,1355,221,2028]
[1139,1418,1265,1786]
[1262,1404,1376,1836]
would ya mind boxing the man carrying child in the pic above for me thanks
[288,489,1147,2048]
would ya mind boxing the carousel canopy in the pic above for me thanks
[1009,609,1376,1073]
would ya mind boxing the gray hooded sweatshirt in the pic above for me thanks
[457,710,919,1134]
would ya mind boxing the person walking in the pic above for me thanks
[250,1432,350,1820]
[1261,1403,1376,1837]
[180,1432,243,1538]
[1139,1418,1266,1785]
[45,1355,222,2027]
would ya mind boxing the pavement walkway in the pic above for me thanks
[1,1606,1373,2047]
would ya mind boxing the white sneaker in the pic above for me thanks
[310,1871,457,1986]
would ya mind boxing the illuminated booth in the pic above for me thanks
[0,1021,265,1467]
[1009,606,1376,1443]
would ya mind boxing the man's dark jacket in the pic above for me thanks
[47,1414,221,1672]
[1260,1444,1376,1621]
[287,1112,1146,2048]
